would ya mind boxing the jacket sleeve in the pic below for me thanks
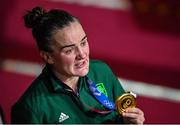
[112,73,125,99]
[102,62,125,123]
[11,103,40,124]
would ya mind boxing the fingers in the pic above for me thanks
[123,117,143,125]
[123,107,144,116]
[122,107,145,124]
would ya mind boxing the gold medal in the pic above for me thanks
[115,91,136,115]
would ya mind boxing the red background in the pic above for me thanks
[0,0,180,123]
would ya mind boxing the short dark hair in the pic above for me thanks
[24,6,79,52]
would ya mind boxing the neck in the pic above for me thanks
[52,69,79,92]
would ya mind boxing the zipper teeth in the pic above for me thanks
[66,88,80,97]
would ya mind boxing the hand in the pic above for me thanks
[122,107,145,125]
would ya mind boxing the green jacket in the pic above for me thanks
[11,60,125,124]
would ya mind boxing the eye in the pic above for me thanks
[64,48,74,55]
[80,40,87,47]
[65,49,72,54]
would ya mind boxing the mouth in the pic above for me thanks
[75,59,88,69]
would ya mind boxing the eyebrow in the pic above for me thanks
[60,35,87,50]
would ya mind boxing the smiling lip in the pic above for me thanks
[75,59,88,68]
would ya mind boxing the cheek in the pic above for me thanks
[85,44,90,55]
[53,54,72,67]
[60,56,75,67]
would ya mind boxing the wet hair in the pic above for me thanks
[24,6,79,52]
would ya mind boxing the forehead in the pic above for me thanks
[53,21,86,46]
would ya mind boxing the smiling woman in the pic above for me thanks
[11,6,145,124]
[41,21,90,89]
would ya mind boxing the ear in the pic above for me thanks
[40,51,54,64]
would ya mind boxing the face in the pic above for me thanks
[45,21,90,78]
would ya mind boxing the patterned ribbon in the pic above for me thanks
[85,76,115,110]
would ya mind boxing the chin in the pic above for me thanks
[76,67,89,77]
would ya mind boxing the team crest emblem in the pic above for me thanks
[96,83,108,97]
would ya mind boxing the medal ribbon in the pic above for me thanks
[85,76,115,110]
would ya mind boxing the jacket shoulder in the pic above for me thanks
[12,73,48,112]
[88,60,115,80]
[89,60,111,71]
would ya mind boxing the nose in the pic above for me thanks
[76,47,86,60]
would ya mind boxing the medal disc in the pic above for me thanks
[115,92,136,115]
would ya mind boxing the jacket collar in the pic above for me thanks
[42,64,84,93]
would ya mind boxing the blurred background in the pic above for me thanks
[0,0,180,123]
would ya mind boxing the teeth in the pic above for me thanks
[79,62,83,66]
[76,61,85,67]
